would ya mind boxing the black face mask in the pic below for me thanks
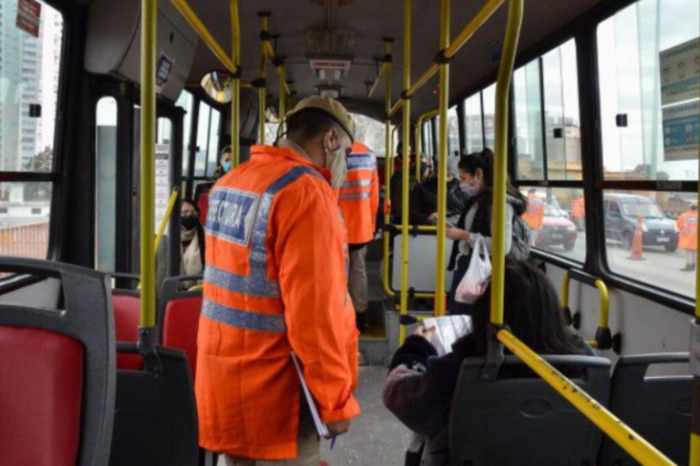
[181,214,199,231]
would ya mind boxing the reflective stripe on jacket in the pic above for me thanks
[338,141,380,245]
[523,194,545,230]
[678,211,697,251]
[196,145,360,460]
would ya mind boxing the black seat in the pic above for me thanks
[598,353,691,466]
[450,355,611,466]
[0,257,116,466]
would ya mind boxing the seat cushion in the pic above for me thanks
[162,296,202,379]
[0,326,83,466]
[113,294,142,370]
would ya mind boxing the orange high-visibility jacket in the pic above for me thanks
[338,142,380,245]
[571,198,585,219]
[196,145,361,460]
[523,194,545,230]
[677,211,697,251]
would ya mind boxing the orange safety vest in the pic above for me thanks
[523,194,545,230]
[571,198,585,219]
[338,141,380,245]
[196,145,360,460]
[677,211,698,251]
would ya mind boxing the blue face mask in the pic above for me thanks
[221,161,232,173]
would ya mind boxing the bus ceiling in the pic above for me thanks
[82,0,602,120]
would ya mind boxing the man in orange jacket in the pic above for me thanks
[677,204,697,272]
[338,141,380,333]
[523,188,545,246]
[196,96,361,465]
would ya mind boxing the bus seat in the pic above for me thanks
[391,233,453,293]
[598,353,691,466]
[195,182,214,226]
[111,279,143,371]
[450,355,611,466]
[0,258,115,466]
[158,275,203,380]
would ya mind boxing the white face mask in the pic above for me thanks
[460,180,480,197]
[325,142,348,189]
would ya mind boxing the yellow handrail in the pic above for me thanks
[497,329,676,466]
[230,0,241,167]
[168,0,238,74]
[369,63,390,99]
[415,109,439,180]
[434,0,450,317]
[153,190,180,252]
[399,0,412,345]
[382,39,395,299]
[388,0,507,119]
[140,0,157,328]
[561,271,612,348]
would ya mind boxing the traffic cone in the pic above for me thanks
[627,212,645,261]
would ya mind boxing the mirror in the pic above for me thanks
[201,71,232,104]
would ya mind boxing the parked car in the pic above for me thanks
[603,193,679,252]
[537,202,578,251]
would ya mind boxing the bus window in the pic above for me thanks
[482,84,496,149]
[0,1,63,261]
[463,93,484,154]
[423,120,434,157]
[514,60,545,180]
[95,97,118,272]
[206,109,220,176]
[176,91,194,176]
[194,102,211,177]
[352,114,386,156]
[447,106,459,157]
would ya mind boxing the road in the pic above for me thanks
[544,231,696,299]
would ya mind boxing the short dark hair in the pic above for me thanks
[221,146,231,157]
[287,110,341,141]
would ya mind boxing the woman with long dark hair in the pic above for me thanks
[383,261,592,466]
[180,199,206,289]
[446,148,528,315]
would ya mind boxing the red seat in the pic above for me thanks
[162,295,203,379]
[0,326,83,466]
[195,181,214,226]
[113,293,142,370]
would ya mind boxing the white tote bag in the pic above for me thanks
[455,236,492,305]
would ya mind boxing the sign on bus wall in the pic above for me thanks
[16,0,41,38]
[155,144,170,235]
[660,37,700,162]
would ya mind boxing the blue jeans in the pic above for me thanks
[448,255,475,316]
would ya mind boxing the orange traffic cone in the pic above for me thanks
[627,212,645,261]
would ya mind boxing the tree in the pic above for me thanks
[24,147,53,202]
[33,146,53,172]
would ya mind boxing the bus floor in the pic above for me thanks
[214,366,411,466]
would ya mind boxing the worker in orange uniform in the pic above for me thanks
[677,204,698,272]
[571,195,585,231]
[196,96,361,466]
[523,188,545,246]
[338,141,380,334]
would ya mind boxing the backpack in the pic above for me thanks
[509,214,531,261]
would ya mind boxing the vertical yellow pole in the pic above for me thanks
[259,14,269,145]
[435,0,450,317]
[382,39,395,298]
[399,0,412,344]
[415,120,422,180]
[279,65,287,133]
[490,0,523,326]
[140,0,157,328]
[230,0,240,167]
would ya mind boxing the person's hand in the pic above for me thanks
[428,213,438,224]
[326,420,350,439]
[413,325,436,341]
[446,227,468,241]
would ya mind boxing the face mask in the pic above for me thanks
[460,180,480,197]
[221,161,232,173]
[325,143,348,189]
[181,214,199,231]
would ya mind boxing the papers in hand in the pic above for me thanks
[291,352,329,438]
[422,315,473,356]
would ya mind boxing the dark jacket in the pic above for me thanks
[409,177,465,226]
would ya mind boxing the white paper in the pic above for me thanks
[422,315,473,356]
[291,352,329,438]
[154,144,170,234]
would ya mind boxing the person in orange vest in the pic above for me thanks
[677,204,698,272]
[571,195,585,231]
[523,188,545,246]
[196,96,360,465]
[338,141,380,334]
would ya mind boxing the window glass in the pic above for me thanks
[604,189,696,297]
[194,101,211,177]
[543,40,582,180]
[206,109,220,177]
[0,183,52,259]
[521,187,585,263]
[482,84,496,150]
[464,93,484,154]
[422,121,433,157]
[264,122,280,149]
[95,97,117,271]
[597,0,700,181]
[175,91,193,176]
[0,1,63,173]
[352,113,386,156]
[514,61,545,180]
[447,106,460,157]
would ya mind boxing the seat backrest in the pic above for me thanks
[0,258,115,466]
[450,355,611,466]
[109,273,143,371]
[598,353,691,466]
[158,275,203,380]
